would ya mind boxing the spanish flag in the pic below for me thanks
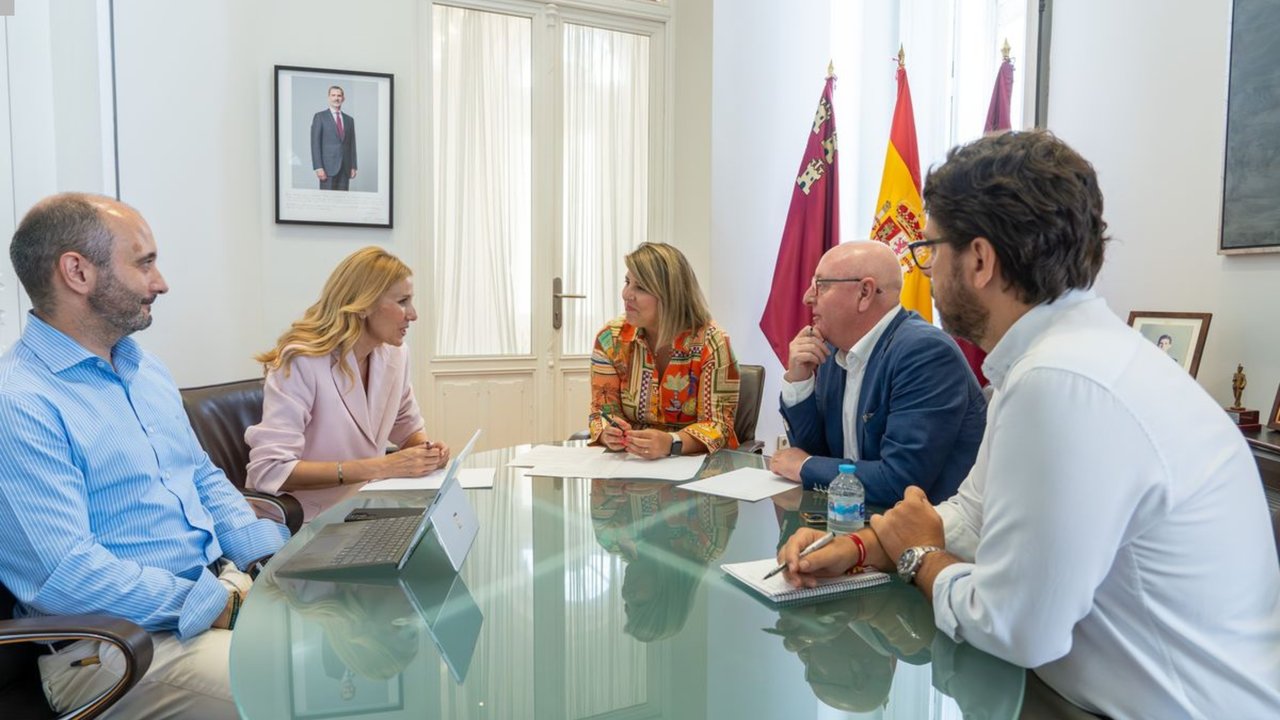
[870,48,930,322]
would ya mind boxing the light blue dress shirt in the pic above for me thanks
[0,313,289,639]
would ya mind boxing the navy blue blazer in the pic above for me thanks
[779,308,986,506]
[310,110,357,177]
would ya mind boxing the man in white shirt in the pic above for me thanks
[778,131,1280,717]
[770,241,986,506]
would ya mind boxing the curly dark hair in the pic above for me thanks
[922,130,1110,305]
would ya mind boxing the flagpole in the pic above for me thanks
[827,60,835,79]
[1002,38,1011,61]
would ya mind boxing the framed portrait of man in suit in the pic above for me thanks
[1126,311,1213,378]
[275,65,394,227]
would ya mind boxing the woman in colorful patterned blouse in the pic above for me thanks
[589,242,741,459]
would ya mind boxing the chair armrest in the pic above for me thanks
[0,614,153,720]
[241,489,304,535]
[567,430,590,442]
[738,440,765,455]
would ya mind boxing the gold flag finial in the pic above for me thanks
[897,44,905,69]
[827,59,835,78]
[1001,38,1011,61]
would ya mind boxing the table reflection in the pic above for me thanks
[590,480,739,642]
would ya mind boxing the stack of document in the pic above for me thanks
[509,444,706,481]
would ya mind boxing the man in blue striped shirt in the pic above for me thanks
[0,193,290,718]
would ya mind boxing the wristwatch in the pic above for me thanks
[897,545,944,585]
[668,432,683,456]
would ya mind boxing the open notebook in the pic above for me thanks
[721,558,890,605]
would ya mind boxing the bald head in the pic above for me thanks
[807,241,905,351]
[822,241,903,299]
[10,192,130,314]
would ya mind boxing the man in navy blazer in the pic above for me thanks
[310,85,358,191]
[770,241,985,506]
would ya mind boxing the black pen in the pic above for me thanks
[763,530,836,580]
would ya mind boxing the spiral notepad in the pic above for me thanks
[721,558,890,605]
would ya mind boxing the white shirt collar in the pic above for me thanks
[835,305,901,370]
[982,289,1096,389]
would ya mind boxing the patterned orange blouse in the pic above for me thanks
[589,317,740,452]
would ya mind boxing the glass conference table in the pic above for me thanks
[230,446,1024,719]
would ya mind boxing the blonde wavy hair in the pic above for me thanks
[625,242,712,348]
[256,246,412,381]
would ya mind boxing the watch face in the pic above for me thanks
[897,548,917,577]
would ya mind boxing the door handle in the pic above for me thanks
[553,277,586,330]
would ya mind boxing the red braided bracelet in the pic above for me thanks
[848,532,867,571]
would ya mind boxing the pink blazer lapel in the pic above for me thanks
[331,354,377,447]
[366,346,403,445]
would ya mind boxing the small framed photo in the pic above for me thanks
[1127,311,1213,378]
[275,65,393,227]
[1269,383,1280,432]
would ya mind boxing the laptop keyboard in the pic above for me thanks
[332,515,422,567]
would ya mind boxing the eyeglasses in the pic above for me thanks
[808,277,884,294]
[906,239,945,271]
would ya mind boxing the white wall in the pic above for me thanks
[1048,0,1280,411]
[710,0,832,449]
[109,0,423,386]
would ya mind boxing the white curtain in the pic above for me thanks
[432,5,533,357]
[560,24,650,357]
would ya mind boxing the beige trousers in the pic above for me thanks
[38,562,252,719]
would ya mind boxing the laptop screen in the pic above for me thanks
[394,429,482,570]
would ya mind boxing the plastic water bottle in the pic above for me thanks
[827,463,865,533]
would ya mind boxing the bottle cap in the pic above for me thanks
[837,463,857,474]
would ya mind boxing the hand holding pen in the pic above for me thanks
[763,530,836,580]
[600,410,631,452]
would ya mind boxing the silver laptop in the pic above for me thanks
[275,430,482,579]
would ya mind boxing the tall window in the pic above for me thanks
[431,4,658,359]
[432,6,533,357]
[560,24,650,356]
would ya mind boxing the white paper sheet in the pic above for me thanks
[528,452,707,481]
[507,444,605,467]
[357,467,496,492]
[677,467,796,501]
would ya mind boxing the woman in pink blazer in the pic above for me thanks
[245,247,449,521]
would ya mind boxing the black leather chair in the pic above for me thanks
[0,584,153,719]
[180,379,304,534]
[734,364,766,453]
[568,363,767,453]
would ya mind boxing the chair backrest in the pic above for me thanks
[734,364,765,444]
[179,378,265,490]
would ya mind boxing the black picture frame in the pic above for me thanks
[274,65,393,228]
[1219,0,1280,254]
